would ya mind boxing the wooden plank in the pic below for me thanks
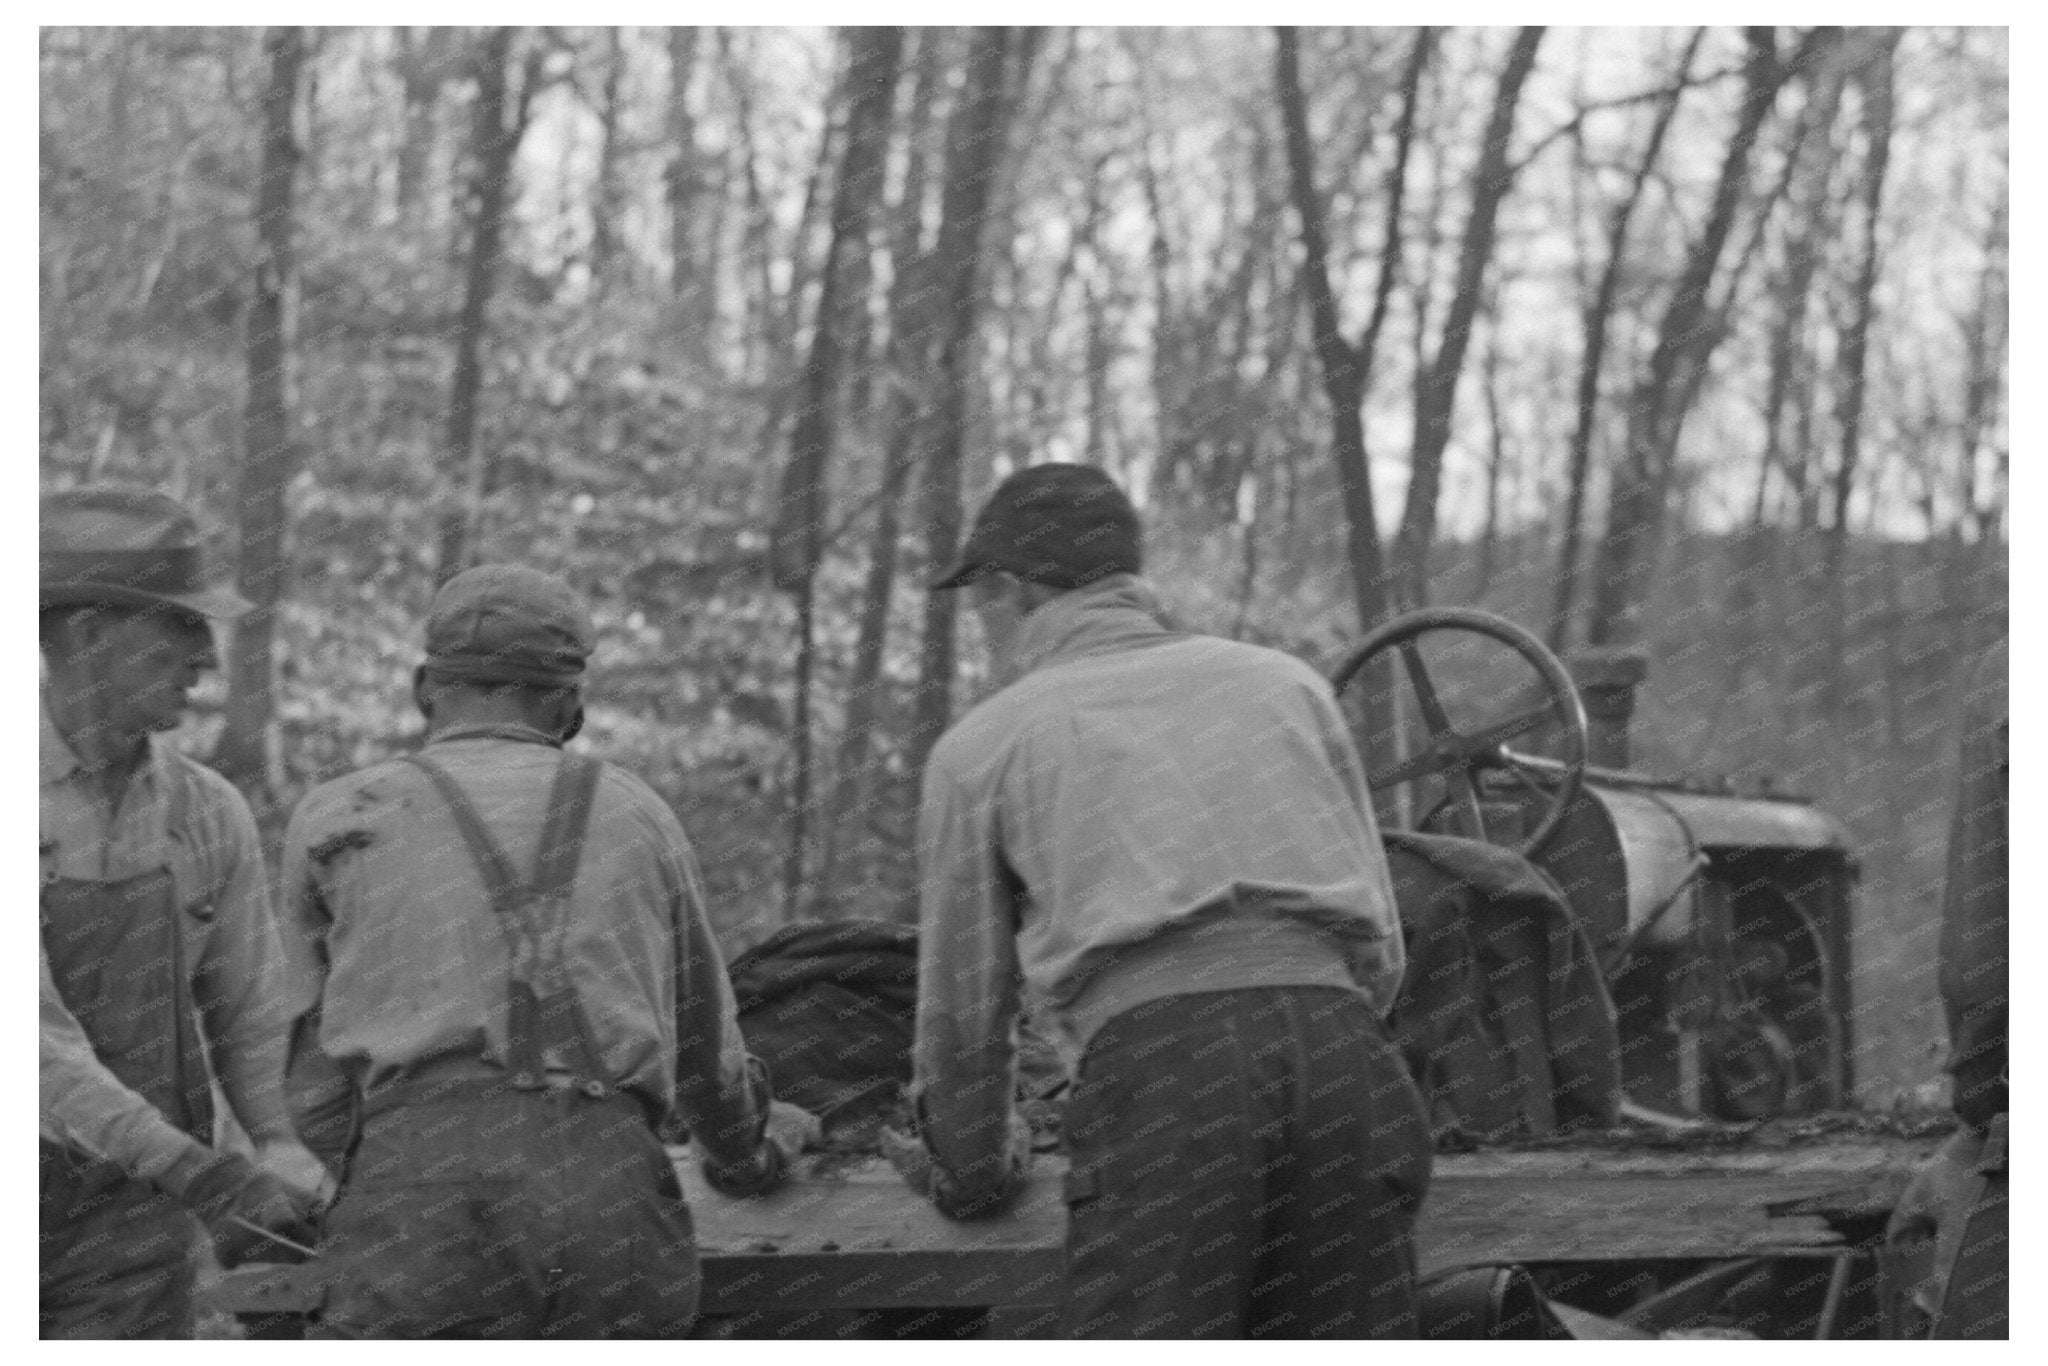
[681,1156,1064,1312]
[677,1148,1927,1280]
[1427,1141,1929,1187]
[678,1155,1068,1256]
[1420,1201,1842,1268]
[705,1248,1066,1310]
[208,1135,1937,1318]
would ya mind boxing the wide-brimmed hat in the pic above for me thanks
[39,485,252,619]
[929,463,1142,591]
[423,564,595,688]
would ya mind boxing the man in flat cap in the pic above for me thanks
[279,564,814,1338]
[893,464,1432,1337]
[39,485,332,1338]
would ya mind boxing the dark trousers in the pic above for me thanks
[1058,987,1433,1339]
[311,1082,699,1339]
[1934,1168,2008,1339]
[40,1143,200,1339]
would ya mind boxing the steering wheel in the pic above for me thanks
[1328,607,1589,857]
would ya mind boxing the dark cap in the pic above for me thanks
[424,564,595,688]
[928,463,1142,591]
[40,485,253,619]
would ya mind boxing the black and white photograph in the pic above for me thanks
[35,20,2008,1340]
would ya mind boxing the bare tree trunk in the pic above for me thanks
[1355,27,1434,453]
[589,26,626,286]
[1824,27,1899,705]
[1957,195,2008,545]
[770,28,904,596]
[832,29,948,848]
[1548,28,1701,650]
[1136,123,1179,480]
[769,26,903,919]
[718,30,777,386]
[844,27,933,429]
[1790,333,1823,531]
[671,25,720,352]
[434,28,541,582]
[748,69,847,490]
[1274,24,1416,634]
[394,27,455,226]
[780,56,847,353]
[1717,44,1846,709]
[1073,150,1116,466]
[1393,25,1544,604]
[1276,25,1431,822]
[1748,83,1843,532]
[1473,313,1508,604]
[1231,454,1263,640]
[218,25,307,800]
[814,39,953,915]
[1024,148,1098,456]
[1083,276,1113,465]
[1587,28,1808,646]
[911,26,1019,776]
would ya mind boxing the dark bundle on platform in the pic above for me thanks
[727,919,1064,1150]
[728,920,920,1139]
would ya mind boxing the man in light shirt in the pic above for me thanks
[894,464,1432,1338]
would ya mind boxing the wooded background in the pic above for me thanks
[38,26,2007,1099]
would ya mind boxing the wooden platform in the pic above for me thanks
[215,1134,1935,1320]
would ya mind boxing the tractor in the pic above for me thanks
[1327,606,1852,1134]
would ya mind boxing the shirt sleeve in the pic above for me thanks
[41,938,208,1182]
[653,794,771,1169]
[910,759,1025,1205]
[1306,679,1407,1012]
[274,792,356,1166]
[184,765,299,1143]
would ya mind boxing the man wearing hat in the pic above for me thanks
[278,564,815,1338]
[39,485,332,1338]
[891,464,1432,1337]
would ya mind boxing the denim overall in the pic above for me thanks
[40,760,215,1339]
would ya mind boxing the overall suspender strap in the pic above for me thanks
[403,753,546,1084]
[162,757,216,1138]
[402,752,609,1092]
[533,754,601,902]
[165,751,194,835]
[403,754,525,916]
[529,756,613,1094]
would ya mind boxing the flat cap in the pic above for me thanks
[40,484,252,619]
[929,463,1142,591]
[424,564,594,688]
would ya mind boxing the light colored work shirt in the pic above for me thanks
[39,705,298,1171]
[278,726,766,1166]
[39,941,209,1181]
[913,575,1404,1200]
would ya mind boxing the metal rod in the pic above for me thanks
[1598,852,1710,976]
[227,1216,319,1259]
[1812,1251,1854,1340]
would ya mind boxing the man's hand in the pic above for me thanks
[165,1150,321,1268]
[257,1136,338,1208]
[878,1113,1030,1220]
[703,1100,821,1198]
[764,1099,821,1166]
[877,1122,941,1197]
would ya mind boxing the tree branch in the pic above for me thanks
[1513,60,1742,174]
